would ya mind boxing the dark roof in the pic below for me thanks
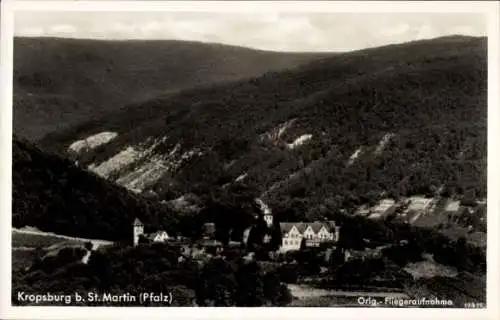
[308,221,325,233]
[279,223,297,233]
[279,222,334,234]
[133,218,143,226]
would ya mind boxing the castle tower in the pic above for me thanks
[133,218,144,247]
[263,212,273,228]
[255,198,274,228]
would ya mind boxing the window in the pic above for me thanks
[284,240,288,245]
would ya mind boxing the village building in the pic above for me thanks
[248,198,340,252]
[279,221,340,252]
[132,218,170,246]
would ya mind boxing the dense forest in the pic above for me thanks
[14,37,329,140]
[11,35,487,308]
[13,36,487,241]
[12,137,277,243]
[12,243,292,307]
[33,36,486,220]
[12,136,179,241]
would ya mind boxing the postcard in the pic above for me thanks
[1,1,499,319]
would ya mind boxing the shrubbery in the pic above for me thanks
[13,243,292,307]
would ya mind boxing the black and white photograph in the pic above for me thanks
[1,1,499,319]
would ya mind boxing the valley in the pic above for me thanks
[11,35,487,308]
[30,36,485,219]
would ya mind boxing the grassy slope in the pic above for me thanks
[41,36,486,212]
[14,37,330,141]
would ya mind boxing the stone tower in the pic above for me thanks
[255,198,273,227]
[263,211,273,228]
[133,218,144,247]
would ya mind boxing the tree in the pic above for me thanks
[202,183,259,245]
[235,261,265,306]
[268,220,283,252]
[196,258,238,306]
[84,241,93,251]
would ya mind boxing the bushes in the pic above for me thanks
[29,247,87,274]
[332,257,413,287]
[278,263,300,284]
[14,243,292,307]
[196,258,292,307]
[381,242,424,267]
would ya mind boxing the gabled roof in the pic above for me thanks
[295,223,308,233]
[279,223,299,234]
[133,218,143,226]
[148,230,169,239]
[309,222,326,233]
[280,222,336,234]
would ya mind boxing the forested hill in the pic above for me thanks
[37,35,487,221]
[12,136,179,241]
[14,37,331,141]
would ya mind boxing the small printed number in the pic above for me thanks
[464,302,485,308]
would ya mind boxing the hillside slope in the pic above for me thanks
[14,37,330,140]
[38,36,487,219]
[12,136,179,240]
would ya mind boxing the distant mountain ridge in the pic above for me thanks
[33,35,486,221]
[14,37,332,140]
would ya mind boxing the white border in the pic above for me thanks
[1,1,499,320]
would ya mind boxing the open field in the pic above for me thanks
[287,284,409,307]
[12,229,73,248]
[12,228,115,271]
[12,228,114,248]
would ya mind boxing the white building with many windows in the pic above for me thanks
[279,221,340,252]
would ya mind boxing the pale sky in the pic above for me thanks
[14,12,486,52]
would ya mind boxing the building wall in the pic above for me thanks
[280,237,302,252]
[133,225,144,246]
[278,227,337,252]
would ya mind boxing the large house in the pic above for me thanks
[132,218,170,246]
[249,198,340,252]
[279,221,340,252]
